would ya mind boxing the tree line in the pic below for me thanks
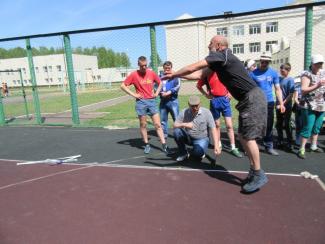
[0,46,131,69]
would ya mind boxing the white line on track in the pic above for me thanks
[0,164,96,191]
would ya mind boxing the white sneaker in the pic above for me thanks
[176,153,189,162]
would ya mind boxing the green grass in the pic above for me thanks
[82,95,239,128]
[3,89,125,118]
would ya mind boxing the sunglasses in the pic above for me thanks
[260,60,270,64]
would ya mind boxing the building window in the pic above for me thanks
[29,80,32,84]
[266,22,278,33]
[22,68,26,74]
[266,41,278,52]
[43,66,48,72]
[249,42,261,53]
[48,66,52,72]
[233,25,244,36]
[50,78,53,83]
[13,80,16,84]
[45,78,49,83]
[58,78,62,83]
[249,24,261,34]
[57,65,62,72]
[121,72,127,78]
[24,80,27,84]
[216,27,228,37]
[92,75,96,80]
[97,75,101,80]
[285,57,289,63]
[35,67,39,73]
[233,44,244,54]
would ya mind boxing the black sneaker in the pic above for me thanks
[242,170,268,193]
[162,144,171,155]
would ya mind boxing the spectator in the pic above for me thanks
[297,54,325,159]
[250,52,285,155]
[173,95,220,161]
[196,71,242,157]
[159,61,181,139]
[275,63,295,151]
[121,56,170,155]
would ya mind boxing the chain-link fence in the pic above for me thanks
[0,2,324,128]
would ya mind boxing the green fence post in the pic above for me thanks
[26,38,42,124]
[304,5,313,70]
[19,69,30,120]
[149,25,158,73]
[63,34,80,125]
[0,93,5,125]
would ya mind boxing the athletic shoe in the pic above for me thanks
[144,144,151,154]
[162,144,171,155]
[176,153,189,162]
[244,168,254,183]
[242,170,268,193]
[201,154,206,159]
[266,148,279,156]
[297,149,305,159]
[310,147,324,153]
[230,148,243,158]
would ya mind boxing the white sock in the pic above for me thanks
[311,144,317,150]
[231,144,236,150]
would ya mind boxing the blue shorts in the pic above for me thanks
[210,96,232,120]
[135,99,158,116]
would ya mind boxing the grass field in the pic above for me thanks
[82,95,239,128]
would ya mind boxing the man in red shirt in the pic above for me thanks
[121,56,170,155]
[197,72,242,158]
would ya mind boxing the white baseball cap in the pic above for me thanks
[260,52,272,61]
[246,59,256,69]
[311,54,324,64]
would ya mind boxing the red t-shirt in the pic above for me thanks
[197,72,228,97]
[123,69,161,99]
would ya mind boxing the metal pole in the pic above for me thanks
[0,90,5,125]
[304,5,313,70]
[19,69,30,120]
[63,34,80,125]
[149,25,158,73]
[26,38,42,124]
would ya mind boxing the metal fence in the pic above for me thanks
[0,2,324,127]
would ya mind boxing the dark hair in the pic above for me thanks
[138,56,147,62]
[280,62,291,71]
[163,61,173,67]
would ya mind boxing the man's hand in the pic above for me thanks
[182,122,193,129]
[225,92,232,100]
[214,146,221,156]
[161,91,172,98]
[162,73,173,80]
[134,93,143,99]
[276,104,286,113]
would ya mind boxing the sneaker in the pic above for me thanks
[201,154,206,159]
[244,168,254,183]
[176,153,189,162]
[162,144,171,155]
[297,149,305,159]
[266,148,279,156]
[144,144,151,154]
[310,147,324,153]
[230,148,243,158]
[242,170,268,193]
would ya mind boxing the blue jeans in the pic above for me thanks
[173,128,209,157]
[160,99,179,137]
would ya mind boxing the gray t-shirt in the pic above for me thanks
[176,107,216,139]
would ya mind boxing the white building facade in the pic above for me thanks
[165,6,325,76]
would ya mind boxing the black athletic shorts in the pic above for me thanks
[236,87,267,140]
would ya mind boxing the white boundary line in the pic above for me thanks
[0,164,96,191]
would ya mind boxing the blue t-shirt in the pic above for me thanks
[278,76,294,106]
[250,67,279,102]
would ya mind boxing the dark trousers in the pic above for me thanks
[264,102,275,149]
[275,105,293,145]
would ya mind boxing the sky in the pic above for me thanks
[0,0,306,67]
[0,0,297,38]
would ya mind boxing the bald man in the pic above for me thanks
[163,35,269,193]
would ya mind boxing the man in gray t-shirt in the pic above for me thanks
[173,95,220,162]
